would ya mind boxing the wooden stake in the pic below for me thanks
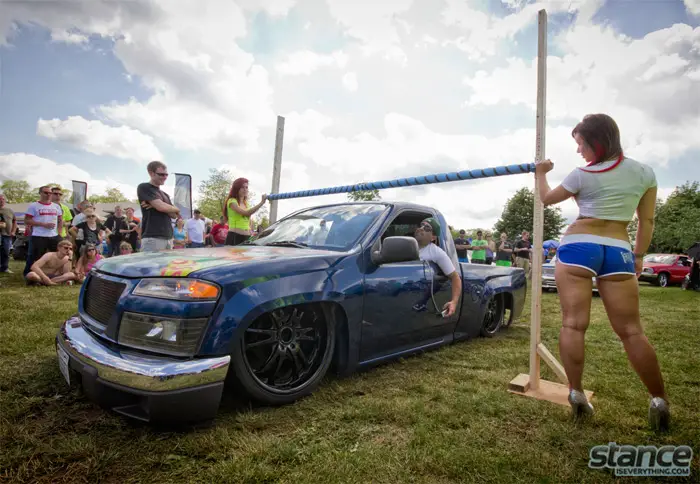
[529,8,547,392]
[508,9,591,407]
[269,115,285,224]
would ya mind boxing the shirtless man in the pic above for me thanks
[26,240,76,286]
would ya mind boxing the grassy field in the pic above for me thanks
[1,258,699,483]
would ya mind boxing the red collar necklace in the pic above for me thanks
[580,152,624,173]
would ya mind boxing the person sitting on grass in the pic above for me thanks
[25,239,76,286]
[75,243,102,282]
[119,241,133,256]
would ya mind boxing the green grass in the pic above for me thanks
[1,258,699,483]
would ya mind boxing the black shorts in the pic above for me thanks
[225,232,249,246]
[31,236,60,261]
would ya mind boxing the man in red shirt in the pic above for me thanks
[209,216,229,247]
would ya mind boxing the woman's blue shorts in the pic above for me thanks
[557,234,635,277]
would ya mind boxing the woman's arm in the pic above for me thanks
[634,187,657,257]
[535,160,575,206]
[228,195,268,218]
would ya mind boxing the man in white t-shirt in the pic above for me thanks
[23,185,63,277]
[185,209,206,248]
[415,217,462,317]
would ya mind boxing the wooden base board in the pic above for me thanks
[508,373,593,407]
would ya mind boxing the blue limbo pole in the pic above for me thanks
[267,162,536,201]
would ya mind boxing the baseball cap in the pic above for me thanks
[421,218,441,237]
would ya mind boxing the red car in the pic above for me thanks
[639,254,691,287]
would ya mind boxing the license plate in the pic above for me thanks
[57,345,70,386]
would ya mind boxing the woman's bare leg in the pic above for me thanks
[596,275,667,400]
[555,263,595,392]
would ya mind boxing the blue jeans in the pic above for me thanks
[0,236,11,272]
[187,242,205,248]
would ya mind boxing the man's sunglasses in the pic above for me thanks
[419,223,433,232]
[41,191,52,195]
[155,172,169,177]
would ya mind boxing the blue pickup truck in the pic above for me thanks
[56,202,527,423]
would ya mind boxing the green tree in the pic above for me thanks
[196,168,235,221]
[0,180,36,203]
[649,182,700,253]
[90,187,130,204]
[493,187,567,242]
[347,183,381,202]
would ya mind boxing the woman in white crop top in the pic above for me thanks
[534,114,669,431]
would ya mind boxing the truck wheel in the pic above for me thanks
[230,304,335,405]
[481,295,504,337]
[657,273,669,287]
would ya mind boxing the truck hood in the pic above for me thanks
[95,246,342,278]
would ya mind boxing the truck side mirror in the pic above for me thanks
[372,236,420,265]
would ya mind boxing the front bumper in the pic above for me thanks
[56,315,230,423]
[638,272,658,283]
[542,275,557,288]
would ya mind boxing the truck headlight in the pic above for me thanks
[118,312,208,357]
[133,278,220,301]
[642,268,654,274]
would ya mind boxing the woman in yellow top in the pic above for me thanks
[223,177,268,246]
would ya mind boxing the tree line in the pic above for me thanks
[0,180,133,204]
[4,176,696,253]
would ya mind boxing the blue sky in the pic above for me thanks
[1,0,698,229]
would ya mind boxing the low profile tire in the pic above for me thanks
[230,304,335,405]
[481,295,504,337]
[657,273,669,288]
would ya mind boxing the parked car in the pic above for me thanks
[541,255,598,292]
[638,254,691,287]
[55,202,527,424]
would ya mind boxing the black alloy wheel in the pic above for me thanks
[231,305,335,405]
[481,295,504,337]
[658,273,669,288]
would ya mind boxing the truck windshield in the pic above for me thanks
[644,255,676,264]
[247,204,387,251]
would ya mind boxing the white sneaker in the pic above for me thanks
[568,389,594,421]
[649,397,670,432]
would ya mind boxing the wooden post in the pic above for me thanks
[269,115,285,224]
[508,9,592,407]
[529,8,547,391]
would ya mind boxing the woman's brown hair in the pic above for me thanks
[571,114,623,164]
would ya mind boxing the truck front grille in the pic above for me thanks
[84,275,126,325]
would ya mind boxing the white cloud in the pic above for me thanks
[283,109,335,143]
[441,0,594,61]
[237,0,298,17]
[37,116,162,162]
[326,0,413,63]
[275,50,348,75]
[50,29,88,45]
[99,95,260,153]
[462,22,700,166]
[342,72,358,91]
[0,153,139,200]
[1,1,275,151]
[684,0,700,16]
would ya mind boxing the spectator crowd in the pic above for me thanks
[0,161,233,286]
